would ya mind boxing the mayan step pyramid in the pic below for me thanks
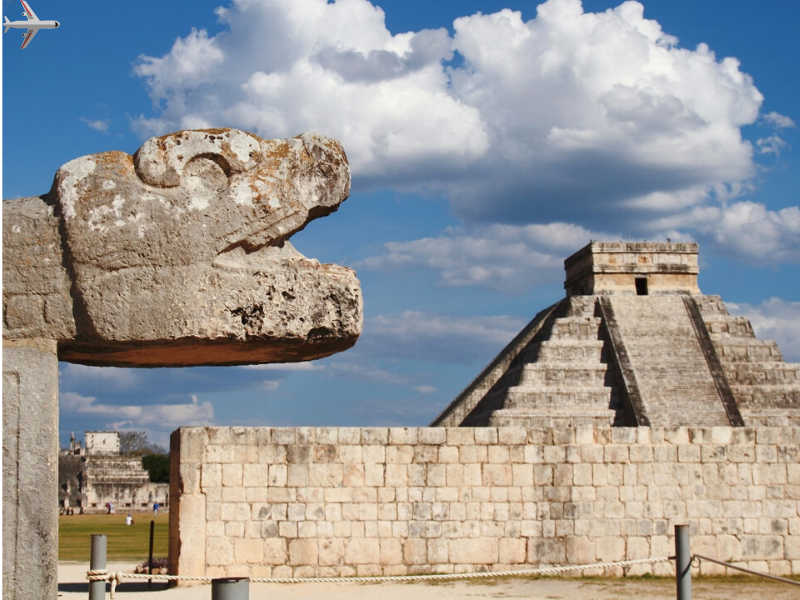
[433,241,800,428]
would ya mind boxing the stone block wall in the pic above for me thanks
[170,425,800,580]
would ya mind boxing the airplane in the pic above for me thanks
[3,1,60,49]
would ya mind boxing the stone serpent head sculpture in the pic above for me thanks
[3,129,362,366]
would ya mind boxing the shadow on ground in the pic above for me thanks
[59,581,172,593]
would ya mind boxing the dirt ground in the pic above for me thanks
[57,562,800,599]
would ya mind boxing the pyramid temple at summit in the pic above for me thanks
[434,241,800,428]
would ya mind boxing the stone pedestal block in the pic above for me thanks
[3,340,59,600]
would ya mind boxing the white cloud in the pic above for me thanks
[370,311,524,347]
[727,298,800,362]
[60,364,140,388]
[651,201,800,263]
[361,310,526,364]
[415,385,437,394]
[133,0,767,229]
[80,118,110,133]
[261,380,281,391]
[135,28,225,101]
[756,135,788,156]
[328,362,410,386]
[241,362,326,371]
[134,1,487,180]
[763,111,796,129]
[60,392,214,446]
[361,222,613,290]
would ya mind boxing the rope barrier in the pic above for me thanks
[86,569,108,581]
[89,556,670,598]
[693,554,800,587]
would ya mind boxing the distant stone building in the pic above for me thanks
[59,431,169,514]
[434,241,800,428]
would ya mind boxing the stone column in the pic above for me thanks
[3,339,59,600]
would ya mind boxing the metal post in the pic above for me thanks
[148,520,155,589]
[89,533,107,600]
[675,524,691,600]
[211,577,249,599]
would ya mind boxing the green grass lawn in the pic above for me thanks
[59,512,169,562]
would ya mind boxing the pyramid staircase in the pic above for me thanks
[602,295,733,427]
[458,297,625,427]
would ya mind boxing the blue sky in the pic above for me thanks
[3,0,798,449]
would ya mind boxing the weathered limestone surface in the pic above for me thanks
[3,128,362,366]
[171,425,800,580]
[3,340,59,600]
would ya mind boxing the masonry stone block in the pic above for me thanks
[403,538,428,564]
[529,538,565,564]
[222,487,246,502]
[544,446,566,463]
[488,445,510,463]
[626,536,650,559]
[438,445,459,463]
[208,521,225,537]
[234,538,262,563]
[390,427,417,445]
[628,445,653,463]
[414,428,444,445]
[785,535,800,559]
[499,538,527,563]
[242,463,266,487]
[362,445,386,463]
[180,428,210,463]
[339,445,362,463]
[788,464,800,485]
[459,445,486,463]
[450,538,498,564]
[611,428,637,444]
[260,444,288,464]
[474,428,497,444]
[554,464,573,487]
[309,464,344,487]
[207,537,234,566]
[314,444,338,464]
[299,521,318,537]
[412,444,439,463]
[343,464,365,487]
[202,463,222,489]
[484,464,512,486]
[575,425,595,445]
[581,445,605,463]
[498,427,527,445]
[426,539,448,563]
[447,428,475,445]
[362,428,389,445]
[288,539,318,565]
